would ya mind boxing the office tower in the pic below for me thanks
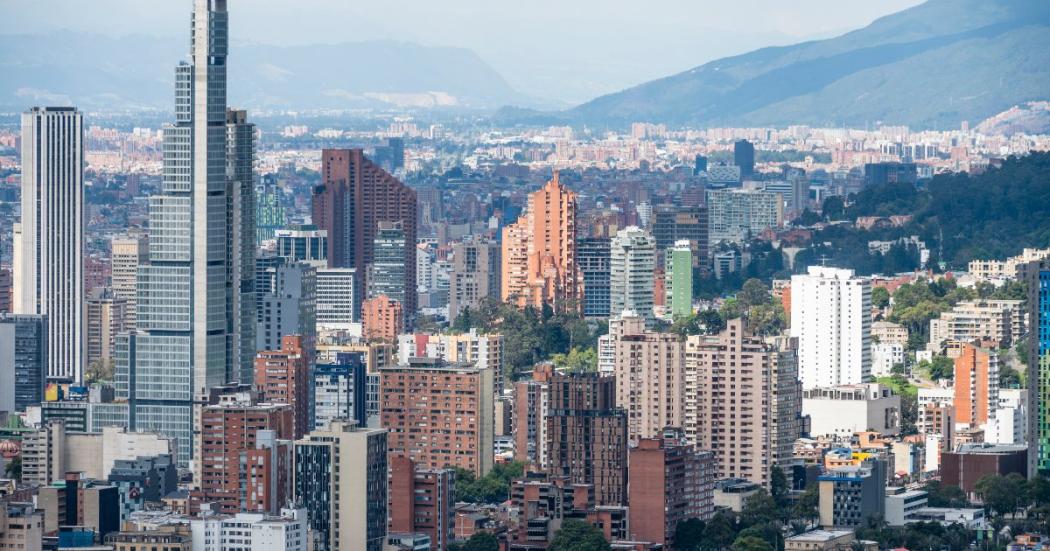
[313,353,367,430]
[666,241,693,319]
[294,422,388,551]
[255,174,287,244]
[396,329,506,395]
[693,154,708,176]
[362,295,403,342]
[0,314,47,412]
[256,263,316,355]
[628,428,716,546]
[652,205,708,266]
[193,400,292,515]
[512,365,552,467]
[788,169,811,215]
[501,173,582,311]
[791,266,872,390]
[311,148,417,317]
[1024,258,1050,476]
[863,162,917,188]
[190,508,308,551]
[545,372,628,506]
[577,237,611,318]
[388,138,405,172]
[380,357,494,475]
[255,336,310,440]
[954,344,1000,429]
[706,189,783,244]
[818,458,886,529]
[0,501,44,551]
[368,221,408,305]
[609,226,656,325]
[316,268,358,329]
[110,236,147,327]
[388,454,455,551]
[85,289,130,369]
[449,239,501,320]
[685,319,801,488]
[613,313,685,442]
[276,224,328,264]
[0,267,10,314]
[115,0,255,470]
[734,139,755,178]
[13,106,84,383]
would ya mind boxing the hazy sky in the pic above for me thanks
[1,0,925,104]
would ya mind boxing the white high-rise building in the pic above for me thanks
[316,268,358,329]
[791,266,871,390]
[609,226,655,326]
[13,107,84,383]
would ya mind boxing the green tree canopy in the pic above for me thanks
[548,519,611,551]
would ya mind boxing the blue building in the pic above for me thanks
[312,352,367,430]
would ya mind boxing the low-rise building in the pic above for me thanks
[818,459,886,529]
[884,487,928,526]
[784,530,877,551]
[802,384,900,437]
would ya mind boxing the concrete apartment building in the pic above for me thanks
[612,313,685,442]
[791,266,871,390]
[512,364,553,468]
[954,343,1000,429]
[0,500,43,551]
[21,422,173,486]
[380,357,494,476]
[254,335,310,439]
[685,319,801,489]
[706,188,783,245]
[928,299,1025,351]
[448,239,501,321]
[397,329,505,394]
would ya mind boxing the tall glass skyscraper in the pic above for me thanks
[1027,259,1050,477]
[116,0,255,470]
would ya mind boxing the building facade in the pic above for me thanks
[791,266,872,390]
[13,106,84,383]
[609,226,656,325]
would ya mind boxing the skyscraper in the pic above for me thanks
[115,0,255,469]
[501,173,582,311]
[666,240,693,319]
[368,221,408,305]
[577,237,611,319]
[255,335,310,439]
[0,314,47,413]
[1026,259,1050,476]
[311,148,417,318]
[791,266,872,390]
[609,226,656,325]
[613,313,685,442]
[14,106,84,383]
[734,139,755,178]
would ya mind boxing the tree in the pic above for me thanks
[872,286,891,310]
[702,511,738,550]
[771,467,790,506]
[674,518,706,551]
[454,461,525,503]
[975,473,1026,517]
[456,532,498,551]
[548,519,611,551]
[822,196,845,220]
[738,279,770,310]
[923,480,968,508]
[791,485,819,522]
[551,347,598,373]
[3,456,21,480]
[731,535,774,551]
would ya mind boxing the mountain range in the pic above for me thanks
[512,0,1050,130]
[0,33,530,111]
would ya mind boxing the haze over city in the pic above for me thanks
[0,1,1049,551]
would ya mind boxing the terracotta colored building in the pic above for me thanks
[380,357,495,475]
[941,443,1026,495]
[545,372,628,506]
[193,401,292,515]
[363,295,403,342]
[254,335,310,439]
[627,428,716,546]
[513,364,554,467]
[501,173,582,311]
[388,454,456,551]
[953,343,999,428]
[312,148,417,316]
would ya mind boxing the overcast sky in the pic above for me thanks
[1,0,925,104]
